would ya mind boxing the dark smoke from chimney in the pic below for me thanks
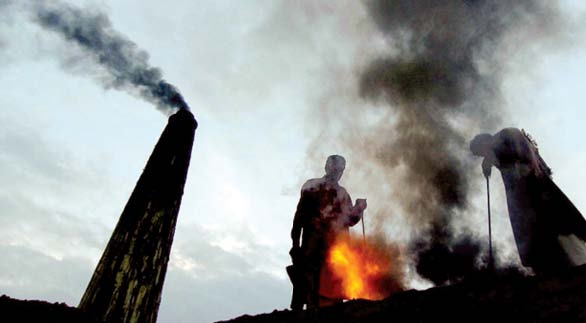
[31,1,189,113]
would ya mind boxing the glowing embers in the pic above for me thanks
[323,234,398,301]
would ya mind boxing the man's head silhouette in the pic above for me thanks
[325,155,346,182]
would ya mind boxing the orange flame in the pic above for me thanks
[323,234,399,301]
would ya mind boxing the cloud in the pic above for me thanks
[0,244,92,306]
[162,224,291,323]
[160,267,289,323]
[0,115,116,261]
[171,224,289,279]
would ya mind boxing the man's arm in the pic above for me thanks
[482,157,493,178]
[340,188,366,227]
[291,189,307,249]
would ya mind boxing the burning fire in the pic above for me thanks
[324,234,397,301]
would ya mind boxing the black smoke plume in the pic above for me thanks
[412,233,481,286]
[354,0,560,284]
[32,1,189,112]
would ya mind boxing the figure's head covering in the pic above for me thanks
[470,133,493,157]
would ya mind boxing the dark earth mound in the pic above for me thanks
[0,295,100,323]
[2,265,586,323]
[219,265,586,323]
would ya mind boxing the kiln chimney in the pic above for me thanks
[79,109,197,323]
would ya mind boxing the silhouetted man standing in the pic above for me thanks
[289,155,367,310]
[471,128,586,274]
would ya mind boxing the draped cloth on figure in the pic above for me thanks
[485,128,586,271]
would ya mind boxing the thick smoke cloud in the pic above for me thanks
[357,0,561,284]
[303,0,562,285]
[31,1,189,112]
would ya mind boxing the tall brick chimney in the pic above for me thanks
[79,109,197,323]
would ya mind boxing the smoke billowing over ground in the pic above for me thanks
[307,0,563,285]
[23,1,189,113]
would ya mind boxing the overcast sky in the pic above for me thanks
[1,1,586,322]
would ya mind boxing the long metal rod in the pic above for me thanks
[486,176,493,270]
[361,213,366,244]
